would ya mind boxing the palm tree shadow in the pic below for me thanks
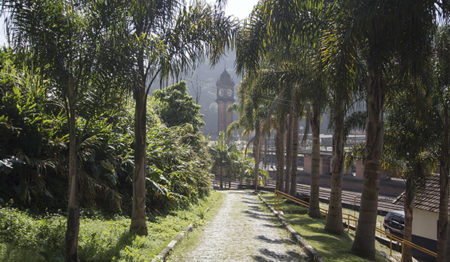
[244,210,277,222]
[256,235,295,245]
[262,223,283,229]
[252,248,308,262]
[248,204,263,211]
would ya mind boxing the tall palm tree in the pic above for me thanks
[230,73,264,190]
[308,99,324,217]
[1,1,119,259]
[348,1,440,258]
[256,0,330,216]
[275,111,287,191]
[284,97,293,192]
[211,132,229,189]
[211,132,240,189]
[236,1,328,201]
[289,90,301,196]
[320,1,361,234]
[235,3,290,190]
[119,1,236,235]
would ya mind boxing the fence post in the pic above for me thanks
[275,192,280,212]
[389,234,393,256]
[275,191,278,211]
[401,241,404,262]
[348,215,350,232]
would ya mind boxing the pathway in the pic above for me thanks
[168,190,309,262]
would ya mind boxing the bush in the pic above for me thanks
[0,50,213,216]
[0,207,65,261]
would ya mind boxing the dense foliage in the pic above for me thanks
[0,51,212,215]
[209,133,256,188]
[153,81,204,132]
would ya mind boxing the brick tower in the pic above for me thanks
[216,69,235,135]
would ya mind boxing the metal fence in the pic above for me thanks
[273,190,437,261]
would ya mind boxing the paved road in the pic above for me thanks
[168,190,309,262]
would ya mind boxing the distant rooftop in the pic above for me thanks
[394,174,449,214]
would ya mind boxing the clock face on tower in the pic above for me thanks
[218,88,233,98]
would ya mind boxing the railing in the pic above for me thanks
[273,190,437,261]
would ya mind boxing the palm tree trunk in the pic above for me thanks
[276,117,286,191]
[254,123,261,191]
[130,85,148,236]
[446,221,450,262]
[403,176,415,262]
[438,103,449,262]
[352,53,385,260]
[325,96,345,234]
[226,167,231,189]
[65,77,80,262]
[290,110,299,196]
[284,113,292,193]
[219,167,223,189]
[309,101,321,218]
[264,135,268,170]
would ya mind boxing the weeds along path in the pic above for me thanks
[168,190,309,261]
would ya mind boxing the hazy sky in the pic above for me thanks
[0,14,6,47]
[206,0,258,20]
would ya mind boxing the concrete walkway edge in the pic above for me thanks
[151,223,194,262]
[151,207,210,262]
[258,194,325,262]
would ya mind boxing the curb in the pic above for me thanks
[151,223,194,262]
[151,206,211,262]
[258,194,325,262]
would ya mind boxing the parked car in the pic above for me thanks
[383,210,405,237]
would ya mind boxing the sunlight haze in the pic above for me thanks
[206,0,258,20]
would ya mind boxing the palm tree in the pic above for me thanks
[2,1,118,259]
[308,99,324,218]
[284,104,292,193]
[240,0,331,217]
[289,90,301,196]
[118,1,236,235]
[235,70,280,190]
[275,111,287,191]
[320,1,361,234]
[211,132,229,189]
[348,1,440,258]
[211,132,242,189]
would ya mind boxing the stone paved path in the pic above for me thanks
[168,190,309,262]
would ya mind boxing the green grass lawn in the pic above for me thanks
[0,191,224,262]
[260,192,402,262]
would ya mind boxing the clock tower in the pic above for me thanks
[216,69,235,134]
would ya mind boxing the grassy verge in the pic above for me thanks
[260,192,400,262]
[0,191,224,262]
